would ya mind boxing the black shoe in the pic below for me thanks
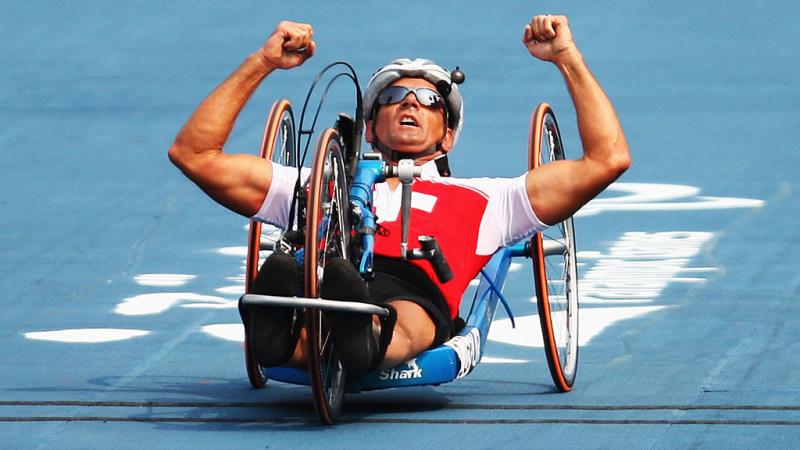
[321,258,379,377]
[239,252,301,367]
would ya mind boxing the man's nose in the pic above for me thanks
[399,91,420,107]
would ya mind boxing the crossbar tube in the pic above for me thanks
[240,294,390,317]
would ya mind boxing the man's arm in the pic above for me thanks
[522,15,631,225]
[168,21,315,217]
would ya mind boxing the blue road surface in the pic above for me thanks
[2,0,800,448]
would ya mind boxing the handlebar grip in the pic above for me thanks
[418,236,453,283]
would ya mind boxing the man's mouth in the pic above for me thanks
[399,115,418,127]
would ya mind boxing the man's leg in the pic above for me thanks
[242,256,440,371]
[322,257,445,376]
[379,300,436,368]
[283,301,435,371]
[322,258,383,376]
[238,252,302,367]
[284,326,309,368]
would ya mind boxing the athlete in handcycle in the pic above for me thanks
[168,15,630,424]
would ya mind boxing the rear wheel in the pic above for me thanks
[528,103,579,391]
[243,99,298,389]
[304,128,350,424]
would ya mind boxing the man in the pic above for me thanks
[169,15,630,378]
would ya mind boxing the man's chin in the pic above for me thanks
[383,140,431,154]
[392,147,428,154]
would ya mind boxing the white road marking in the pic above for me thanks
[201,323,243,342]
[115,293,227,316]
[481,356,529,364]
[133,274,196,287]
[216,246,248,257]
[488,306,667,347]
[577,182,763,217]
[580,231,715,300]
[183,301,236,309]
[215,285,244,295]
[25,328,150,343]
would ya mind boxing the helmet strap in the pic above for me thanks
[374,138,439,162]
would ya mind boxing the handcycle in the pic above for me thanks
[239,62,579,424]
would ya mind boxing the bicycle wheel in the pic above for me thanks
[244,99,297,389]
[528,103,579,391]
[304,128,350,424]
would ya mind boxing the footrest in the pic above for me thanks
[263,326,483,390]
[239,294,390,317]
[356,326,483,391]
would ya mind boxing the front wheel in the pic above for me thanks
[528,103,579,391]
[304,128,350,424]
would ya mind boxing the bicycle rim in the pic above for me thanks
[243,99,297,389]
[304,128,349,424]
[529,103,579,391]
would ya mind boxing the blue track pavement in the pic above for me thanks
[2,1,800,448]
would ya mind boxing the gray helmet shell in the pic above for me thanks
[363,58,463,145]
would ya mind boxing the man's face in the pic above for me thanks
[367,78,454,154]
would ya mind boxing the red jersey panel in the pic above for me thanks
[374,180,492,319]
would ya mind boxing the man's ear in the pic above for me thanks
[440,127,455,153]
[365,120,374,144]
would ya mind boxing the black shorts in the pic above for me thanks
[368,256,454,347]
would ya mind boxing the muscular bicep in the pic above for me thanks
[174,150,273,218]
[525,157,616,225]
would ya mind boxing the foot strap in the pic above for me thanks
[371,303,397,370]
[282,310,305,364]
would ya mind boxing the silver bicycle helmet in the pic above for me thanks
[364,58,464,145]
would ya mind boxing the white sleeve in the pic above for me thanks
[460,174,548,254]
[251,162,311,229]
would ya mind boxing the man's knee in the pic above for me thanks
[386,300,436,354]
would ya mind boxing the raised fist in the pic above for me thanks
[259,21,316,70]
[522,15,575,63]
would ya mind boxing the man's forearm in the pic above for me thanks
[169,53,274,169]
[521,14,630,225]
[554,47,629,170]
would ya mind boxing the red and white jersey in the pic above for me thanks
[254,160,547,318]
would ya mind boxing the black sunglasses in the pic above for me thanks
[376,86,444,108]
